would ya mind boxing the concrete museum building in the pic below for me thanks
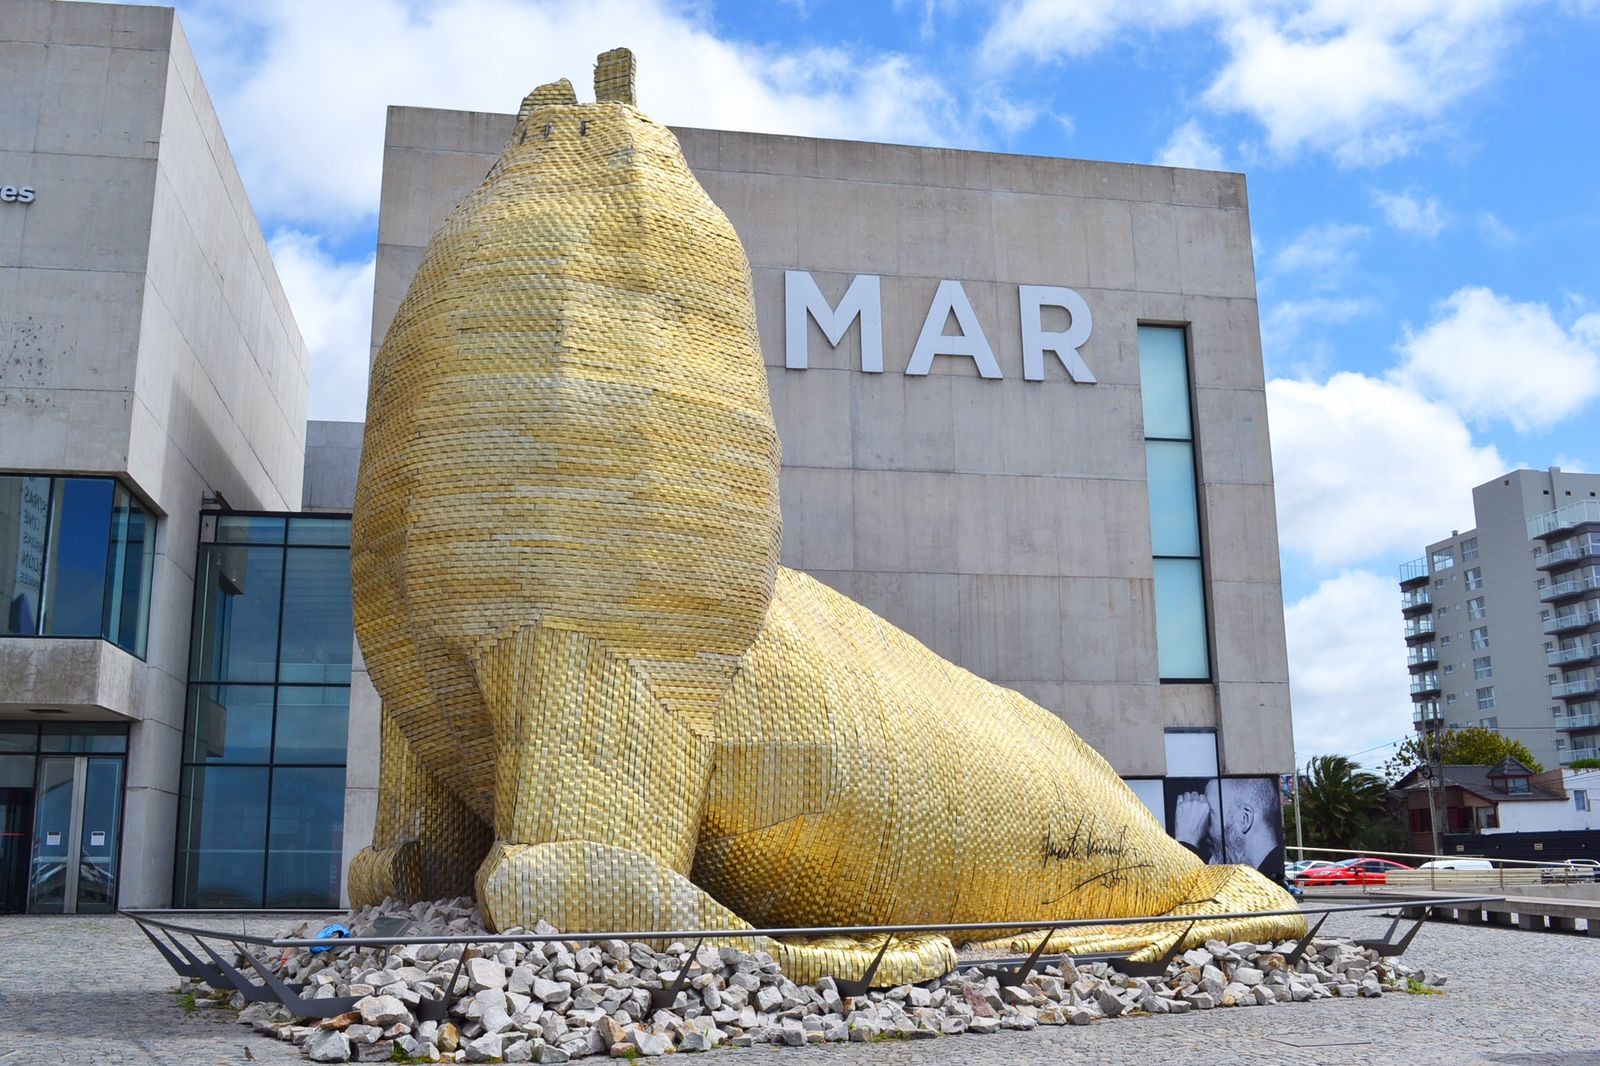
[1,0,1293,914]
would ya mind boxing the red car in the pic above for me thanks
[1295,857,1413,886]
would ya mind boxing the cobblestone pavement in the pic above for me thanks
[1,910,1597,1065]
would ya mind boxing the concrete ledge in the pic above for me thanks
[0,637,147,719]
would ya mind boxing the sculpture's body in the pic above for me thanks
[349,50,1302,985]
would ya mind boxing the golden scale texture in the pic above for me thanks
[349,48,1304,986]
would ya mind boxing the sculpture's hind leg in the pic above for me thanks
[348,715,493,906]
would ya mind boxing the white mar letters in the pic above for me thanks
[784,270,1095,382]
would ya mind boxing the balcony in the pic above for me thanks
[1536,538,1600,571]
[1407,646,1439,670]
[1528,498,1600,540]
[1558,707,1600,731]
[1545,607,1600,634]
[1541,575,1600,602]
[1400,589,1432,615]
[1410,673,1442,698]
[1549,640,1599,666]
[1559,745,1599,766]
[1399,557,1429,587]
[1413,701,1444,728]
[1404,617,1437,643]
[1553,676,1600,699]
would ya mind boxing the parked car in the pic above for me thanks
[1539,859,1600,883]
[1295,857,1413,886]
[1285,859,1340,877]
[1417,859,1494,871]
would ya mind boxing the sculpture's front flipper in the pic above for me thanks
[469,621,954,986]
[348,715,492,906]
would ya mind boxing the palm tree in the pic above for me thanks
[1292,755,1391,851]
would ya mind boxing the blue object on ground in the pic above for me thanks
[309,923,350,954]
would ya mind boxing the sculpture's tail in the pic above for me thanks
[971,863,1305,961]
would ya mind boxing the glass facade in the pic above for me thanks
[174,513,352,908]
[1139,326,1210,680]
[0,475,155,657]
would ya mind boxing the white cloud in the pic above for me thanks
[981,0,1532,165]
[1155,119,1226,170]
[267,231,376,423]
[1476,211,1518,248]
[1259,295,1378,375]
[1373,189,1448,236]
[1283,569,1413,764]
[1267,372,1506,569]
[178,0,962,230]
[1272,222,1369,280]
[1394,287,1600,431]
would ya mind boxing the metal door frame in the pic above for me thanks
[30,753,113,914]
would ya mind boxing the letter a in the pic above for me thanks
[907,280,1002,379]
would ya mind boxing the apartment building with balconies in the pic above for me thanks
[1399,469,1600,770]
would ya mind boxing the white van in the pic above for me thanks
[1417,859,1494,871]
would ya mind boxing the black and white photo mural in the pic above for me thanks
[1164,776,1286,884]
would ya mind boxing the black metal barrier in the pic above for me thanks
[123,894,1504,1021]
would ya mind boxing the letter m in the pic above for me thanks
[784,271,883,372]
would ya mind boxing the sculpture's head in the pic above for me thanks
[355,48,782,745]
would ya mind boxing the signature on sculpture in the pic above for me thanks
[347,47,1303,986]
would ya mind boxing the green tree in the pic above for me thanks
[1288,755,1393,852]
[1383,726,1544,783]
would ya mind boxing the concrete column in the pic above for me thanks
[1517,913,1543,932]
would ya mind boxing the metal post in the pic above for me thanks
[1293,760,1305,862]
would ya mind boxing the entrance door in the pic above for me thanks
[26,755,123,913]
[0,781,31,913]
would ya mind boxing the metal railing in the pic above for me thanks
[1548,641,1596,666]
[1557,710,1600,731]
[1560,746,1599,766]
[1287,845,1599,891]
[124,891,1503,1017]
[1545,608,1600,634]
[1553,677,1600,699]
[1528,498,1600,539]
[1404,617,1436,639]
[1399,557,1429,583]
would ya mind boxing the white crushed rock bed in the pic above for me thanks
[208,897,1447,1063]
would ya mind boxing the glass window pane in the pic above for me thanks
[265,766,345,908]
[189,545,284,683]
[215,516,286,545]
[287,517,351,546]
[273,687,349,764]
[42,478,114,636]
[278,548,352,684]
[175,765,268,907]
[0,725,38,753]
[74,756,123,913]
[0,754,34,788]
[1154,558,1210,679]
[28,757,75,913]
[39,724,128,754]
[1139,326,1192,440]
[1146,441,1201,558]
[183,685,274,764]
[0,475,52,635]
[103,486,154,657]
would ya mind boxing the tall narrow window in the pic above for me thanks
[1140,326,1208,680]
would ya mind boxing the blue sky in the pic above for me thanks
[156,0,1600,768]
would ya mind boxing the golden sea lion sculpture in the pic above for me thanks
[348,48,1303,986]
